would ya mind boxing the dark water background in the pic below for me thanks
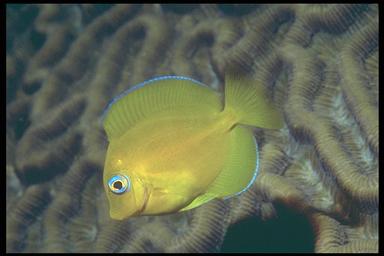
[221,202,314,252]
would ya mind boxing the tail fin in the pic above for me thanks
[223,72,283,129]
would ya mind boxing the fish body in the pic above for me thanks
[102,75,282,220]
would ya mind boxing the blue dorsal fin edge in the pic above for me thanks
[223,136,259,200]
[100,75,208,124]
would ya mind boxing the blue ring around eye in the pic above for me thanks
[108,174,131,194]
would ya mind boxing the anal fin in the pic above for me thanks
[207,125,258,199]
[179,192,215,212]
[179,126,258,212]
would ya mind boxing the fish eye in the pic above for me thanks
[108,174,130,194]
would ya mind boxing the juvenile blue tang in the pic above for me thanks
[102,73,282,220]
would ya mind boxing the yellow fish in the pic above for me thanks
[102,74,282,220]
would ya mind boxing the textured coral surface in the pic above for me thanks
[6,4,378,253]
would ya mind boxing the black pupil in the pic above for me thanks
[113,181,123,190]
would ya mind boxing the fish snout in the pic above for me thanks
[109,207,138,220]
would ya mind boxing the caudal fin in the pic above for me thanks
[224,72,283,129]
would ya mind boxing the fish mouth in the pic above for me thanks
[110,211,127,221]
[110,206,141,220]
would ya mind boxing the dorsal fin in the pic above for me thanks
[102,76,222,140]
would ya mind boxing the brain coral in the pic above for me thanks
[6,4,378,253]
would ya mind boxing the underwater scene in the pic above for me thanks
[6,4,378,253]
